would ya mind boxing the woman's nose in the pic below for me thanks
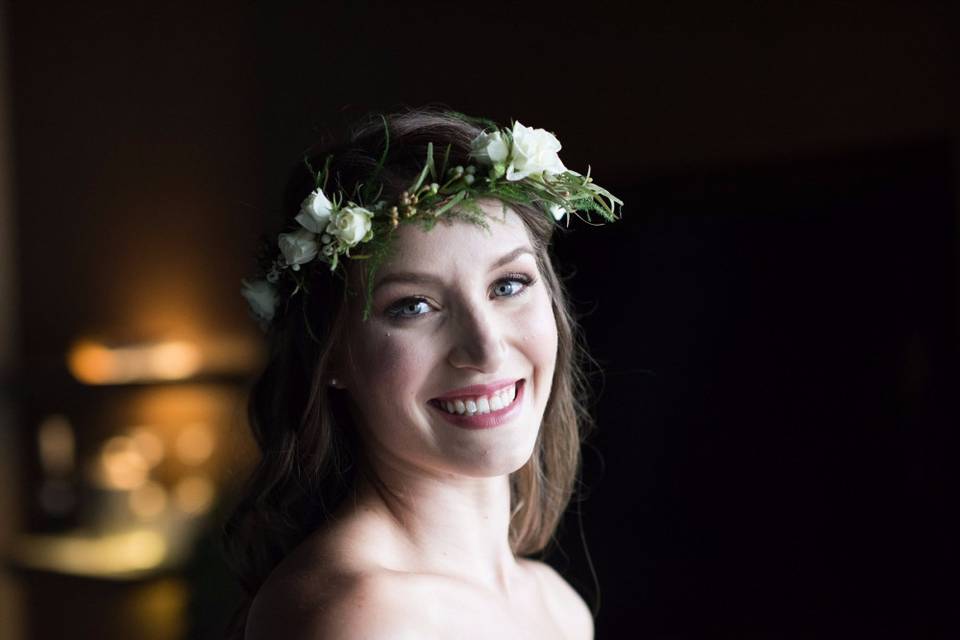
[447,302,506,372]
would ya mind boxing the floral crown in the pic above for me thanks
[241,113,623,333]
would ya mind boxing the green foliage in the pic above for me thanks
[248,113,624,336]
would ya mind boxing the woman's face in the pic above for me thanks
[338,201,559,479]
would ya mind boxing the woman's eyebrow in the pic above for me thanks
[373,245,534,293]
[490,245,535,269]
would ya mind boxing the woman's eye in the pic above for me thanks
[386,298,432,319]
[384,274,536,321]
[493,274,534,298]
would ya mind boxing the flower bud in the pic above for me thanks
[241,279,278,328]
[463,174,475,185]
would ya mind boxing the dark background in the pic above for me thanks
[1,1,957,638]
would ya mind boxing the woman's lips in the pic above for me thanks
[431,378,520,402]
[428,379,525,430]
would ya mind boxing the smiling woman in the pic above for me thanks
[223,108,621,639]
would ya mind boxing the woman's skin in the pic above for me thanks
[248,200,592,638]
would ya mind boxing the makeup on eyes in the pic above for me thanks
[383,272,538,321]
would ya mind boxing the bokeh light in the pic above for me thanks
[173,476,215,515]
[93,436,149,490]
[174,423,214,466]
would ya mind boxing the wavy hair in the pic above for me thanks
[221,107,597,638]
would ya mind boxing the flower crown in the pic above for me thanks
[241,114,623,332]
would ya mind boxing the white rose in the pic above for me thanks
[295,188,334,233]
[506,121,568,181]
[549,204,567,221]
[278,228,319,269]
[330,206,373,247]
[470,130,509,165]
[240,279,277,326]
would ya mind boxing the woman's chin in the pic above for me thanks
[446,441,538,478]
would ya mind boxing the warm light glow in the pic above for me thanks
[173,475,215,515]
[129,481,168,520]
[67,339,202,385]
[37,414,76,476]
[93,436,149,490]
[175,422,215,466]
[128,426,166,468]
[10,529,168,577]
[149,341,202,380]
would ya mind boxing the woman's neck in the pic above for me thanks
[340,462,524,599]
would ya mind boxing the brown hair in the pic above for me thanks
[221,107,597,637]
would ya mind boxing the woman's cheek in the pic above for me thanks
[512,301,557,393]
[354,329,424,389]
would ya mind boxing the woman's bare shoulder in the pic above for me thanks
[247,563,437,640]
[246,525,439,640]
[521,559,595,640]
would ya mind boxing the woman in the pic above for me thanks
[225,108,621,638]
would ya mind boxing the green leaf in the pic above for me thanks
[432,189,468,218]
[303,156,319,188]
[439,143,451,183]
[321,155,333,192]
[410,154,431,193]
[426,142,437,182]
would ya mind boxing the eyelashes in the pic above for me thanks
[386,298,432,320]
[385,272,537,320]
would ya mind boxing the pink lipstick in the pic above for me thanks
[428,379,525,430]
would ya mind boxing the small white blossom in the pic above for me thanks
[295,188,335,233]
[549,204,567,221]
[241,279,278,327]
[506,121,568,181]
[278,228,319,267]
[330,206,373,247]
[470,130,509,165]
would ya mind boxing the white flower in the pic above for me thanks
[549,204,567,221]
[330,206,373,247]
[295,188,335,233]
[240,279,277,326]
[506,121,568,181]
[470,130,509,165]
[278,228,319,269]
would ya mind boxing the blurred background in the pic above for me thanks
[0,1,956,638]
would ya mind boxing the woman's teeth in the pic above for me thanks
[436,382,519,416]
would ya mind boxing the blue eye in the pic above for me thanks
[493,280,521,298]
[493,275,532,298]
[387,298,432,319]
[385,273,536,321]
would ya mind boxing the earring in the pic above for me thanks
[329,378,340,388]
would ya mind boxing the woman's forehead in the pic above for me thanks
[385,203,533,271]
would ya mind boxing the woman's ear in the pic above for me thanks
[324,342,349,390]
